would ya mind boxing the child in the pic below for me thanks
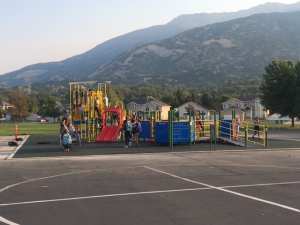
[196,115,202,139]
[132,117,142,147]
[122,116,132,148]
[62,128,72,152]
[79,103,85,120]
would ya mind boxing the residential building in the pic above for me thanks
[126,99,147,111]
[0,100,14,120]
[127,100,171,120]
[176,102,209,119]
[221,95,267,120]
[56,100,70,115]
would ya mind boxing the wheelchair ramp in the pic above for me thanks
[218,136,260,148]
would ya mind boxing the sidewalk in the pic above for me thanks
[0,135,27,160]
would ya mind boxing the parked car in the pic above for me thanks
[0,118,6,121]
[39,118,48,122]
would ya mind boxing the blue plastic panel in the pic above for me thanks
[139,121,151,139]
[220,120,231,137]
[155,122,169,142]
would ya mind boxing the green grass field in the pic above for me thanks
[0,121,59,136]
[0,119,299,136]
[243,120,300,130]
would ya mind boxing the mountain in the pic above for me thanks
[1,1,300,87]
[88,11,300,86]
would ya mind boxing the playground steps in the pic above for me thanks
[87,119,96,142]
[195,137,210,142]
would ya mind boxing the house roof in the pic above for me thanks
[222,95,261,105]
[143,100,171,107]
[177,102,209,111]
[221,106,245,113]
[236,94,261,101]
[221,97,243,104]
[127,99,147,105]
[0,101,14,108]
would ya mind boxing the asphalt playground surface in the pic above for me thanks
[0,130,300,224]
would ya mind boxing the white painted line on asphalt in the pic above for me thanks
[1,179,300,207]
[224,181,300,188]
[0,187,211,206]
[0,216,19,225]
[144,166,300,213]
[0,169,108,225]
[146,163,300,170]
[0,170,93,193]
[6,135,29,160]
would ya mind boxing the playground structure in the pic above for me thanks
[138,109,268,149]
[69,82,110,142]
[67,83,268,149]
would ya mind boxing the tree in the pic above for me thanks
[9,91,30,119]
[43,96,62,123]
[175,86,184,105]
[27,96,39,113]
[201,92,212,109]
[260,60,300,127]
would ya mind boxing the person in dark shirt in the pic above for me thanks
[94,97,101,118]
[131,111,138,123]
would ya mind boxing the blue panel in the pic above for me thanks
[139,121,151,139]
[155,122,169,143]
[173,122,190,143]
[73,120,86,125]
[220,120,231,137]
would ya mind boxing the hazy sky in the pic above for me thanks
[0,0,298,75]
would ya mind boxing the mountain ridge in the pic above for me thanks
[2,2,300,87]
[87,11,300,87]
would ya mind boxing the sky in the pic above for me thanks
[0,0,299,75]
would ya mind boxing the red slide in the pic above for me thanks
[95,126,121,142]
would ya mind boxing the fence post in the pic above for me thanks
[15,123,18,140]
[214,110,217,150]
[210,125,212,150]
[170,111,173,148]
[265,126,268,147]
[245,127,248,148]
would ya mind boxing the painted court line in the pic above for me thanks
[0,170,93,193]
[145,163,300,170]
[1,180,300,207]
[0,216,19,225]
[6,135,29,160]
[144,166,300,213]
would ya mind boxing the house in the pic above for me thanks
[56,100,70,115]
[221,95,267,120]
[0,100,14,120]
[176,102,209,119]
[0,100,14,111]
[127,100,171,120]
[126,99,147,111]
